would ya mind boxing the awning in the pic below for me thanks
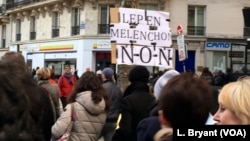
[39,44,74,51]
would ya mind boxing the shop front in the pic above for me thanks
[205,41,231,73]
[19,42,79,76]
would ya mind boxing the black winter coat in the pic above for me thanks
[112,82,156,141]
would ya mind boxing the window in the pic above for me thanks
[243,8,250,37]
[30,16,36,40]
[71,8,80,36]
[16,19,21,41]
[1,25,6,48]
[52,12,60,38]
[138,4,158,10]
[187,6,206,36]
[99,5,114,34]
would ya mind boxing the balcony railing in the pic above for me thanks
[71,26,80,36]
[187,26,205,36]
[99,24,110,34]
[30,31,36,40]
[52,29,59,38]
[6,0,41,10]
[16,33,21,41]
[0,4,6,14]
[1,39,5,48]
[244,27,250,37]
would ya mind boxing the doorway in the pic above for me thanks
[175,50,195,73]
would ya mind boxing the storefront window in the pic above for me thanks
[213,51,227,73]
[206,51,227,73]
[45,60,76,79]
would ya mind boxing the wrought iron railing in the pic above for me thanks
[0,4,6,14]
[6,0,41,10]
[244,27,250,37]
[52,29,59,38]
[30,31,36,40]
[187,26,206,36]
[71,26,80,36]
[1,39,5,48]
[99,24,110,34]
[16,33,21,41]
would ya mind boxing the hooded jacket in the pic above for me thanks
[51,91,107,141]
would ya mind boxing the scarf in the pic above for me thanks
[64,73,73,85]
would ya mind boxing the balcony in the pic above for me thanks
[244,27,250,38]
[0,4,6,14]
[187,26,206,36]
[6,0,41,10]
[71,26,80,36]
[30,31,36,40]
[1,39,5,48]
[52,29,59,38]
[16,33,21,41]
[99,24,110,34]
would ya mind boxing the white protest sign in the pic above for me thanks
[116,45,173,67]
[110,24,172,46]
[110,8,173,66]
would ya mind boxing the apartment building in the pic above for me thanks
[0,0,249,77]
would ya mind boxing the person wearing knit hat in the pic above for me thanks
[137,70,179,141]
[99,67,122,141]
[96,70,103,84]
[153,70,180,101]
[102,67,114,80]
[128,66,150,83]
[112,66,155,141]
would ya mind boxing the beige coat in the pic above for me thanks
[51,91,107,141]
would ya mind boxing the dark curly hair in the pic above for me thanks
[0,61,43,141]
[68,71,111,111]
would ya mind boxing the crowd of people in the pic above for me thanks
[0,51,250,141]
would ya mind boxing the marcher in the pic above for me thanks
[112,66,156,141]
[74,69,79,80]
[213,70,225,86]
[137,70,180,141]
[33,66,40,81]
[48,68,57,84]
[1,51,55,141]
[96,69,103,84]
[99,67,122,141]
[52,71,111,141]
[0,60,44,141]
[36,67,63,119]
[213,76,250,125]
[200,67,214,85]
[154,73,213,141]
[58,65,77,108]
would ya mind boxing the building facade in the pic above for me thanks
[0,0,249,84]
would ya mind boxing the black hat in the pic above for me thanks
[128,66,149,83]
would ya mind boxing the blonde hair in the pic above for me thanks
[218,76,250,124]
[36,67,51,80]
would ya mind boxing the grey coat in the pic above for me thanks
[38,80,62,119]
[51,91,107,141]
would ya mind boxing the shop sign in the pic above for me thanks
[93,41,110,49]
[206,42,230,50]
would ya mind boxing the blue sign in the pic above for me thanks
[80,23,85,29]
[206,42,230,50]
